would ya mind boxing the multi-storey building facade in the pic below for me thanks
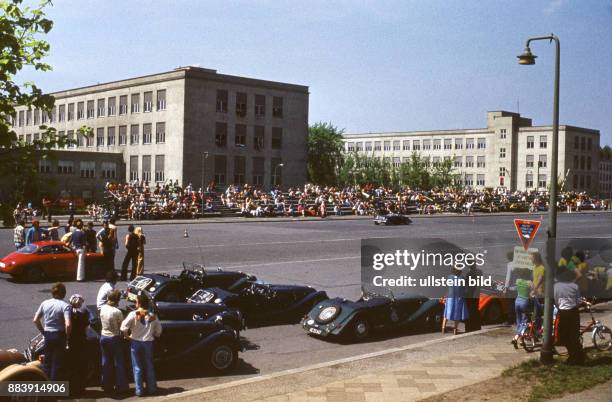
[599,159,612,197]
[343,111,600,192]
[12,66,309,200]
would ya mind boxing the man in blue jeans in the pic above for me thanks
[99,289,128,394]
[33,282,72,380]
[120,294,162,396]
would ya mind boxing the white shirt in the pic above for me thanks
[96,282,115,309]
[120,310,162,342]
[99,304,123,337]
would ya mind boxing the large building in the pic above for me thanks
[12,66,309,200]
[343,111,600,192]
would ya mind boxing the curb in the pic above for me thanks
[150,324,507,401]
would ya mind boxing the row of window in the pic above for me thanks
[15,90,167,127]
[18,123,167,148]
[573,174,593,189]
[39,160,119,180]
[215,123,283,149]
[128,155,166,182]
[525,135,548,149]
[574,136,594,152]
[526,155,548,168]
[215,90,284,119]
[377,155,489,169]
[346,137,488,152]
[574,155,593,171]
[525,174,548,189]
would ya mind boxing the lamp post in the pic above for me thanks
[273,163,284,187]
[201,152,209,216]
[517,34,560,364]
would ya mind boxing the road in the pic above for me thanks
[0,212,610,396]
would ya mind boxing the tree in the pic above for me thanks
[600,145,612,161]
[307,122,345,186]
[0,0,73,225]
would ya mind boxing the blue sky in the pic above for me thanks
[18,0,612,144]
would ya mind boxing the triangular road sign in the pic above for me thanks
[513,219,541,251]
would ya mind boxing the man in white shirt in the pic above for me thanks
[554,268,584,365]
[99,290,128,394]
[97,270,118,310]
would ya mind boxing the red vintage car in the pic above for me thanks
[0,241,106,282]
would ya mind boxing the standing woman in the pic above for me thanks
[442,265,469,335]
[511,268,534,348]
[134,227,146,276]
[67,294,91,396]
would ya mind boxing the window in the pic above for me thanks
[477,138,486,149]
[87,100,94,118]
[77,131,84,148]
[455,138,463,149]
[465,174,474,186]
[374,141,381,151]
[586,175,591,189]
[526,154,534,168]
[500,129,507,139]
[423,139,431,150]
[215,122,227,147]
[108,97,116,116]
[574,155,579,169]
[573,175,578,189]
[26,110,32,125]
[141,155,151,182]
[412,140,420,150]
[131,93,140,113]
[57,161,73,174]
[214,155,226,185]
[383,141,391,151]
[86,130,94,147]
[432,156,440,167]
[255,94,265,118]
[80,161,95,178]
[355,142,363,152]
[588,138,592,151]
[18,110,24,126]
[393,157,401,168]
[402,140,410,151]
[58,105,65,122]
[538,154,547,168]
[466,138,474,149]
[96,127,104,147]
[499,147,506,158]
[33,109,40,125]
[234,156,246,185]
[119,126,127,145]
[365,141,373,151]
[476,174,485,186]
[270,158,282,186]
[216,90,228,113]
[235,124,246,146]
[130,124,139,145]
[499,177,505,186]
[119,96,128,115]
[499,167,506,177]
[433,139,441,150]
[155,155,165,182]
[107,127,115,146]
[67,103,74,120]
[539,136,547,148]
[254,126,264,150]
[129,156,138,181]
[143,92,153,112]
[24,134,31,144]
[67,130,75,148]
[579,175,585,187]
[156,90,166,110]
[538,174,547,188]
[101,162,117,179]
[580,137,585,150]
[33,133,39,143]
[444,139,452,150]
[57,131,65,149]
[272,96,283,118]
[236,92,247,117]
[393,140,400,151]
[453,156,462,168]
[97,99,105,117]
[272,127,282,149]
[49,106,56,123]
[155,122,165,144]
[465,156,474,167]
[477,156,485,168]
[77,102,84,119]
[580,155,585,170]
[587,156,592,170]
[347,142,355,152]
[39,159,51,174]
[143,123,152,144]
[41,110,47,124]
[252,157,264,185]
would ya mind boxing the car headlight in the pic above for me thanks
[0,262,5,268]
[307,319,315,325]
[214,298,222,304]
[318,306,338,322]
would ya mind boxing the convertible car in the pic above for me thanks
[374,213,413,226]
[126,263,256,304]
[0,241,106,282]
[184,278,329,327]
[301,292,443,341]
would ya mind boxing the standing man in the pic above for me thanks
[554,268,585,365]
[464,263,482,332]
[14,219,25,250]
[97,270,118,310]
[120,225,139,281]
[97,221,114,274]
[71,220,87,282]
[32,282,72,380]
[99,290,129,394]
[42,196,52,223]
[108,218,118,271]
[25,219,47,245]
[85,221,97,252]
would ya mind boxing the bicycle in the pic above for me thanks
[579,302,612,351]
[521,309,543,353]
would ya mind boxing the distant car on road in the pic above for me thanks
[374,213,413,226]
[0,241,106,282]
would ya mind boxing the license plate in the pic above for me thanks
[127,292,137,302]
[309,327,322,335]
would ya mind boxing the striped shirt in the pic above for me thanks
[14,225,25,245]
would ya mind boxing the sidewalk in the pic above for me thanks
[154,305,612,402]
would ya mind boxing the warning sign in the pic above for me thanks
[513,219,541,251]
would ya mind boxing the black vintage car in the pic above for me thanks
[185,278,329,327]
[301,292,443,341]
[126,263,256,304]
[374,213,413,226]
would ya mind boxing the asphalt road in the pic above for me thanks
[0,212,610,397]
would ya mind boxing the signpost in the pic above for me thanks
[513,219,541,251]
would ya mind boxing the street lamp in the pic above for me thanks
[201,152,209,216]
[273,163,284,187]
[517,34,560,365]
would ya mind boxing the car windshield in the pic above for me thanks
[17,244,37,254]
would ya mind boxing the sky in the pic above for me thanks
[16,0,612,145]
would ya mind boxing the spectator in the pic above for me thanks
[134,227,146,276]
[42,196,52,222]
[100,289,129,394]
[107,218,118,271]
[97,221,116,273]
[71,220,87,282]
[442,265,468,335]
[121,294,162,397]
[121,225,139,281]
[464,263,482,332]
[14,219,25,250]
[97,270,118,310]
[32,282,72,380]
[511,268,534,348]
[554,268,585,365]
[67,294,91,396]
[85,221,97,252]
[25,219,47,245]
[48,220,61,241]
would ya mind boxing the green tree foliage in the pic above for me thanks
[600,145,612,161]
[307,122,345,185]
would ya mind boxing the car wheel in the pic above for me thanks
[207,341,237,374]
[352,317,371,341]
[483,302,503,324]
[24,266,45,283]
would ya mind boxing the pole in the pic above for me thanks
[201,152,208,216]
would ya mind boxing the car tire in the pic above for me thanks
[483,301,503,324]
[207,341,238,374]
[24,266,45,283]
[352,317,371,341]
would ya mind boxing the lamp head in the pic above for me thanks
[517,47,537,65]
[279,163,284,167]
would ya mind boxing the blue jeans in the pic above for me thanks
[130,340,156,396]
[515,297,532,336]
[42,331,66,381]
[100,335,128,393]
